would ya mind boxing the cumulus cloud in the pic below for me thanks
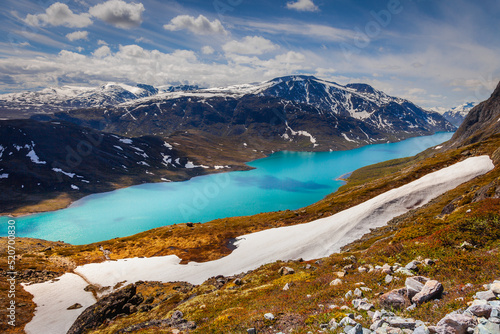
[0,45,310,91]
[223,36,279,55]
[66,31,89,41]
[201,46,215,55]
[286,0,319,12]
[164,15,227,35]
[89,0,145,29]
[25,2,92,28]
[93,45,112,58]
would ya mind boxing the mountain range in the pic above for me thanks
[0,75,456,214]
[27,75,454,150]
[431,102,477,127]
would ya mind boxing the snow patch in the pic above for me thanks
[185,161,209,169]
[119,138,133,144]
[27,149,46,164]
[163,142,173,149]
[113,145,123,151]
[0,173,8,179]
[71,184,79,190]
[52,168,75,178]
[341,133,356,143]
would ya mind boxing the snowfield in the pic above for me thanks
[23,156,495,334]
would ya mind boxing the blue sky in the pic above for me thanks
[1,0,499,108]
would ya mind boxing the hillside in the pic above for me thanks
[1,82,499,334]
[0,119,233,215]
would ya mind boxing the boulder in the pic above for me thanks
[475,290,497,301]
[474,320,500,333]
[466,304,492,318]
[433,313,477,334]
[405,261,420,271]
[385,274,394,284]
[412,280,443,304]
[264,313,275,320]
[279,267,295,276]
[490,282,500,295]
[68,284,143,334]
[347,323,363,334]
[380,288,411,310]
[406,276,429,299]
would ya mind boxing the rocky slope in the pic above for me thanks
[0,119,217,214]
[33,76,454,151]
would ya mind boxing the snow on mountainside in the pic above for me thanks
[4,75,454,151]
[0,83,199,118]
[430,102,477,127]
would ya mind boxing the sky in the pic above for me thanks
[1,0,499,109]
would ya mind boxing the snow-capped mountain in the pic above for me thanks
[430,102,477,127]
[0,83,199,119]
[6,75,454,151]
[67,75,451,150]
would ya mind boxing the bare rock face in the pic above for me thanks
[412,280,443,305]
[67,284,144,334]
[379,288,410,310]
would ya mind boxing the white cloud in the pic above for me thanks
[89,0,145,29]
[201,46,215,55]
[66,31,89,41]
[286,0,319,12]
[223,36,279,55]
[163,15,227,35]
[0,45,310,91]
[243,21,356,42]
[25,2,92,28]
[93,45,111,58]
[97,40,108,45]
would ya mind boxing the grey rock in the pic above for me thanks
[475,290,497,301]
[340,316,358,327]
[247,328,257,334]
[346,290,354,299]
[405,261,419,271]
[490,306,500,319]
[385,275,394,284]
[491,282,500,294]
[413,325,430,334]
[474,320,500,334]
[362,329,373,334]
[412,280,443,304]
[466,304,492,318]
[264,313,274,320]
[435,313,477,334]
[387,317,417,329]
[380,288,411,310]
[406,276,429,299]
[347,323,364,334]
[371,320,389,331]
[354,288,364,298]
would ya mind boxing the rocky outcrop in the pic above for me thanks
[67,284,144,334]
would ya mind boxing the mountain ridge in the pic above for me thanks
[32,75,454,152]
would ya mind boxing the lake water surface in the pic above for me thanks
[1,133,453,244]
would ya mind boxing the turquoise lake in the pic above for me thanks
[0,132,453,245]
